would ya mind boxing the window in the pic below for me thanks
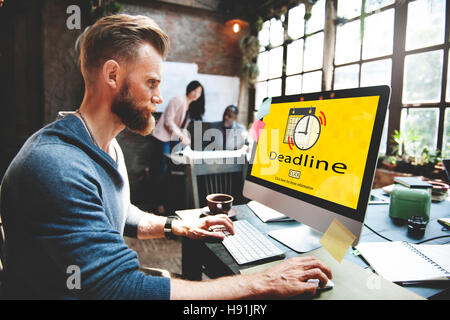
[405,0,445,51]
[333,0,448,156]
[403,50,443,104]
[255,18,285,109]
[400,108,439,156]
[444,109,450,156]
[334,0,395,154]
[400,0,448,157]
[253,0,449,158]
[254,0,326,110]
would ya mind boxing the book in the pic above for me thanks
[356,241,450,283]
[394,177,432,189]
[432,191,448,202]
[247,201,294,223]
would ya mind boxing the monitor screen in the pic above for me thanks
[245,86,390,224]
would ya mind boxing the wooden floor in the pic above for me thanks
[124,236,183,276]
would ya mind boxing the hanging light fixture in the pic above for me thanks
[225,19,248,34]
[233,22,240,33]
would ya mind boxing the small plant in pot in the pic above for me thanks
[381,130,418,172]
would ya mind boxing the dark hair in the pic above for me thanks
[186,80,205,121]
[224,105,238,116]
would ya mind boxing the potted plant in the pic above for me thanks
[380,130,416,171]
[416,148,442,177]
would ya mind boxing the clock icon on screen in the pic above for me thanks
[293,114,321,150]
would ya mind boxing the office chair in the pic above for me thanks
[187,154,248,208]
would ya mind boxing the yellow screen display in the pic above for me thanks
[250,96,380,210]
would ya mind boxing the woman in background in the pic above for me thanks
[151,80,205,214]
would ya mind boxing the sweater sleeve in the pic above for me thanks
[123,204,149,238]
[22,144,170,300]
[163,97,184,139]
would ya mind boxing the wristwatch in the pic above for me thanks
[164,216,180,240]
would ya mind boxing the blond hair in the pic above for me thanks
[80,14,169,82]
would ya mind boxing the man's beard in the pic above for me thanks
[111,81,156,136]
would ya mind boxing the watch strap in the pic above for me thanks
[164,216,179,240]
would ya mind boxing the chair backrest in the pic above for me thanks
[187,155,248,208]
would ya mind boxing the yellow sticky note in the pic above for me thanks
[319,218,356,263]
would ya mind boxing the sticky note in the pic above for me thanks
[256,97,272,120]
[249,120,266,142]
[319,218,356,263]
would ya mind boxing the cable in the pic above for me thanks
[363,223,393,242]
[364,223,450,244]
[415,235,450,244]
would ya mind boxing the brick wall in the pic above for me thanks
[39,0,245,209]
[42,0,243,123]
[121,1,242,76]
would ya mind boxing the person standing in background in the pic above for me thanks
[186,81,205,122]
[151,80,204,214]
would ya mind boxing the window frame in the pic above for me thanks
[254,18,286,109]
[333,3,396,89]
[254,0,327,112]
[333,2,396,155]
[252,0,449,156]
[388,0,450,156]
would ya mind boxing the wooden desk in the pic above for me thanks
[177,190,450,299]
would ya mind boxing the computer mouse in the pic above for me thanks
[307,278,334,291]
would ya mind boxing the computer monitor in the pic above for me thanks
[243,86,391,252]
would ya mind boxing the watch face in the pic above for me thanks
[293,115,321,150]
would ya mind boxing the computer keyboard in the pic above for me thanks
[211,220,285,265]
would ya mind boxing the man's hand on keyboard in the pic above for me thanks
[254,256,333,298]
[172,214,234,241]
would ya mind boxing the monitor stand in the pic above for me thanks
[268,225,323,253]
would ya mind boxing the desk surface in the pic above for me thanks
[178,190,450,299]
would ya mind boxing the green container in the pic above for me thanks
[389,185,431,221]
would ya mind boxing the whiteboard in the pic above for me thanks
[158,61,198,112]
[197,73,240,122]
[158,61,240,123]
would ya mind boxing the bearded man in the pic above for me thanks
[0,14,332,299]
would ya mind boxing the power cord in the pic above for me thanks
[363,223,450,244]
[363,223,392,242]
[415,235,450,244]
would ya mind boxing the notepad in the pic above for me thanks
[320,218,356,263]
[356,241,450,283]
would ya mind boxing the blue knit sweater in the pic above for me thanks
[0,114,170,299]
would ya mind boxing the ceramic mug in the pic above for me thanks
[206,193,234,215]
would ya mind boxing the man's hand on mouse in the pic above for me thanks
[172,214,234,241]
[247,256,333,298]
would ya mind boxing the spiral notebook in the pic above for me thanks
[356,242,450,283]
